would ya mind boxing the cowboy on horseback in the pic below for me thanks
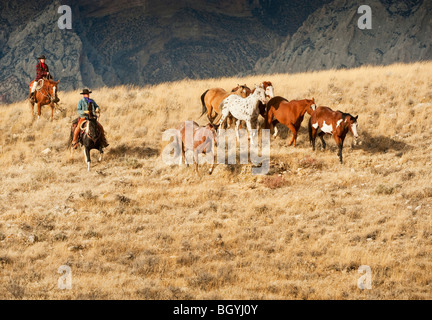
[29,54,52,102]
[71,89,109,149]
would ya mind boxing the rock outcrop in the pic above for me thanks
[254,0,432,75]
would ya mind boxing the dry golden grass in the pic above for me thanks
[1,62,432,299]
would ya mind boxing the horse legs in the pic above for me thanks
[182,144,187,166]
[310,128,317,151]
[29,100,35,119]
[235,119,241,141]
[98,148,104,162]
[217,110,229,133]
[193,149,201,176]
[272,120,279,138]
[246,120,254,145]
[84,148,91,171]
[287,123,297,146]
[334,135,344,164]
[208,151,215,175]
[226,116,232,130]
[50,103,54,121]
[37,102,42,120]
[318,132,326,150]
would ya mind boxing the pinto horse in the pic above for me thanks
[308,106,359,164]
[175,121,218,176]
[68,104,105,171]
[200,84,251,124]
[265,97,316,146]
[28,79,60,121]
[217,84,267,144]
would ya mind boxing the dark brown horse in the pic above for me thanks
[68,102,105,171]
[265,97,316,146]
[175,121,218,175]
[309,106,359,163]
[28,78,60,121]
[200,85,251,124]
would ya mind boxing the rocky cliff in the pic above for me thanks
[254,0,432,75]
[1,0,429,104]
[0,0,328,104]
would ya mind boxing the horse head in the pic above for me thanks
[346,114,359,139]
[253,84,267,104]
[205,123,218,147]
[262,81,274,100]
[45,79,60,103]
[306,98,317,115]
[232,84,251,98]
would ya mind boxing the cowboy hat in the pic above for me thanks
[80,89,92,95]
[37,55,46,59]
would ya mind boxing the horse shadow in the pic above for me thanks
[106,143,159,159]
[354,131,412,155]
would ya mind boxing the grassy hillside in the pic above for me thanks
[0,62,431,299]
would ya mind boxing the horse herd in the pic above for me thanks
[176,81,359,174]
[26,79,359,173]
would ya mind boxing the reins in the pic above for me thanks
[36,80,57,103]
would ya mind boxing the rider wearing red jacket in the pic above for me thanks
[29,55,51,101]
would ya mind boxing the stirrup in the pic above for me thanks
[72,141,79,149]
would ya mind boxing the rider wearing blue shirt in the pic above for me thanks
[71,89,109,149]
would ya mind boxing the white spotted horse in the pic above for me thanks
[217,84,267,144]
[308,106,359,163]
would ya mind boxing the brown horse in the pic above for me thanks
[28,78,60,121]
[175,121,218,175]
[200,84,251,124]
[309,106,359,163]
[265,97,316,146]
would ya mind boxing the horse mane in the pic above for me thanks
[42,79,58,86]
[338,111,354,120]
[266,96,288,111]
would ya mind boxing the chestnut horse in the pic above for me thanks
[200,84,251,124]
[265,97,316,146]
[28,78,60,121]
[175,121,218,175]
[308,106,359,163]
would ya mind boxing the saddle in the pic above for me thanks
[71,117,108,147]
[71,117,88,144]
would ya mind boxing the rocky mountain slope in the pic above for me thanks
[1,0,429,104]
[0,0,329,104]
[254,0,432,74]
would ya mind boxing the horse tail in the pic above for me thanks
[308,117,313,144]
[200,89,209,117]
